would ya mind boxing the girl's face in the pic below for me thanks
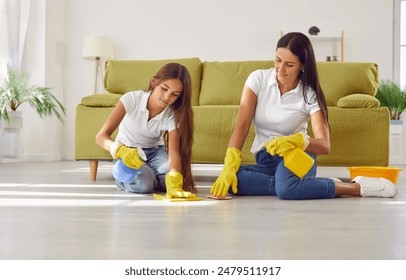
[274,47,304,86]
[151,78,183,108]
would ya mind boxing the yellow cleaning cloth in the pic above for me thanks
[153,194,203,202]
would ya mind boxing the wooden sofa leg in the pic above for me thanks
[90,160,98,181]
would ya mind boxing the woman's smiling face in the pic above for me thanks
[274,47,304,87]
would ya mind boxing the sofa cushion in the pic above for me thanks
[317,62,378,106]
[199,61,274,105]
[81,93,121,107]
[192,105,256,163]
[104,58,202,106]
[337,94,380,108]
[308,106,389,166]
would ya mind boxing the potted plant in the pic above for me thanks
[0,64,66,159]
[375,80,406,135]
[0,64,66,123]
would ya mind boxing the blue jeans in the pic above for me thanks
[114,145,168,194]
[234,148,336,200]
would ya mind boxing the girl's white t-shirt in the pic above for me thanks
[245,68,321,153]
[114,90,176,148]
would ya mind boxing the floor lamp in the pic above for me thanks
[82,36,115,94]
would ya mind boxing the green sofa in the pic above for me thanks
[75,58,390,180]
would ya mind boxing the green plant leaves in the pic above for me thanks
[0,64,66,123]
[375,80,406,120]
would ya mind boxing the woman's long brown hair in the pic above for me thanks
[147,63,196,193]
[277,32,329,125]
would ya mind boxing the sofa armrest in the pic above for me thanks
[336,94,380,108]
[81,93,121,107]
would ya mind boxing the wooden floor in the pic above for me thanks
[0,161,405,260]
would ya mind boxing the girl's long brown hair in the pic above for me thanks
[148,63,196,193]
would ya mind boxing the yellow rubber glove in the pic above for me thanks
[166,170,196,199]
[114,144,145,169]
[211,147,242,197]
[264,132,309,157]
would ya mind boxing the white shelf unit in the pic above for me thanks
[281,31,344,62]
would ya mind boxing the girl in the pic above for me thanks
[96,63,196,198]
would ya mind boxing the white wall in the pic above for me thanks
[21,0,404,162]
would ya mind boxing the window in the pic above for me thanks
[401,1,406,89]
[0,0,7,78]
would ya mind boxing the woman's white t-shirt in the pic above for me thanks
[114,90,176,148]
[245,68,321,154]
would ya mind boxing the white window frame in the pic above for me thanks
[395,0,406,89]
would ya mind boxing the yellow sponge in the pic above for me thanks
[153,194,203,202]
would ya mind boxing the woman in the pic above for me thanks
[211,32,397,199]
[96,63,196,198]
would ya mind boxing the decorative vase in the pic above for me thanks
[389,119,403,165]
[0,111,23,161]
[308,26,320,35]
[390,119,403,135]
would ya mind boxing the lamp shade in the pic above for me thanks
[82,36,114,60]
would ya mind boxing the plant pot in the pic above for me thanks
[390,119,403,135]
[0,111,23,160]
[0,111,23,128]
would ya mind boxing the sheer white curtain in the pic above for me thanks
[0,0,7,78]
[401,0,406,89]
[0,0,30,78]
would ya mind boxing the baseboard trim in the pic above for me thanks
[192,164,223,177]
